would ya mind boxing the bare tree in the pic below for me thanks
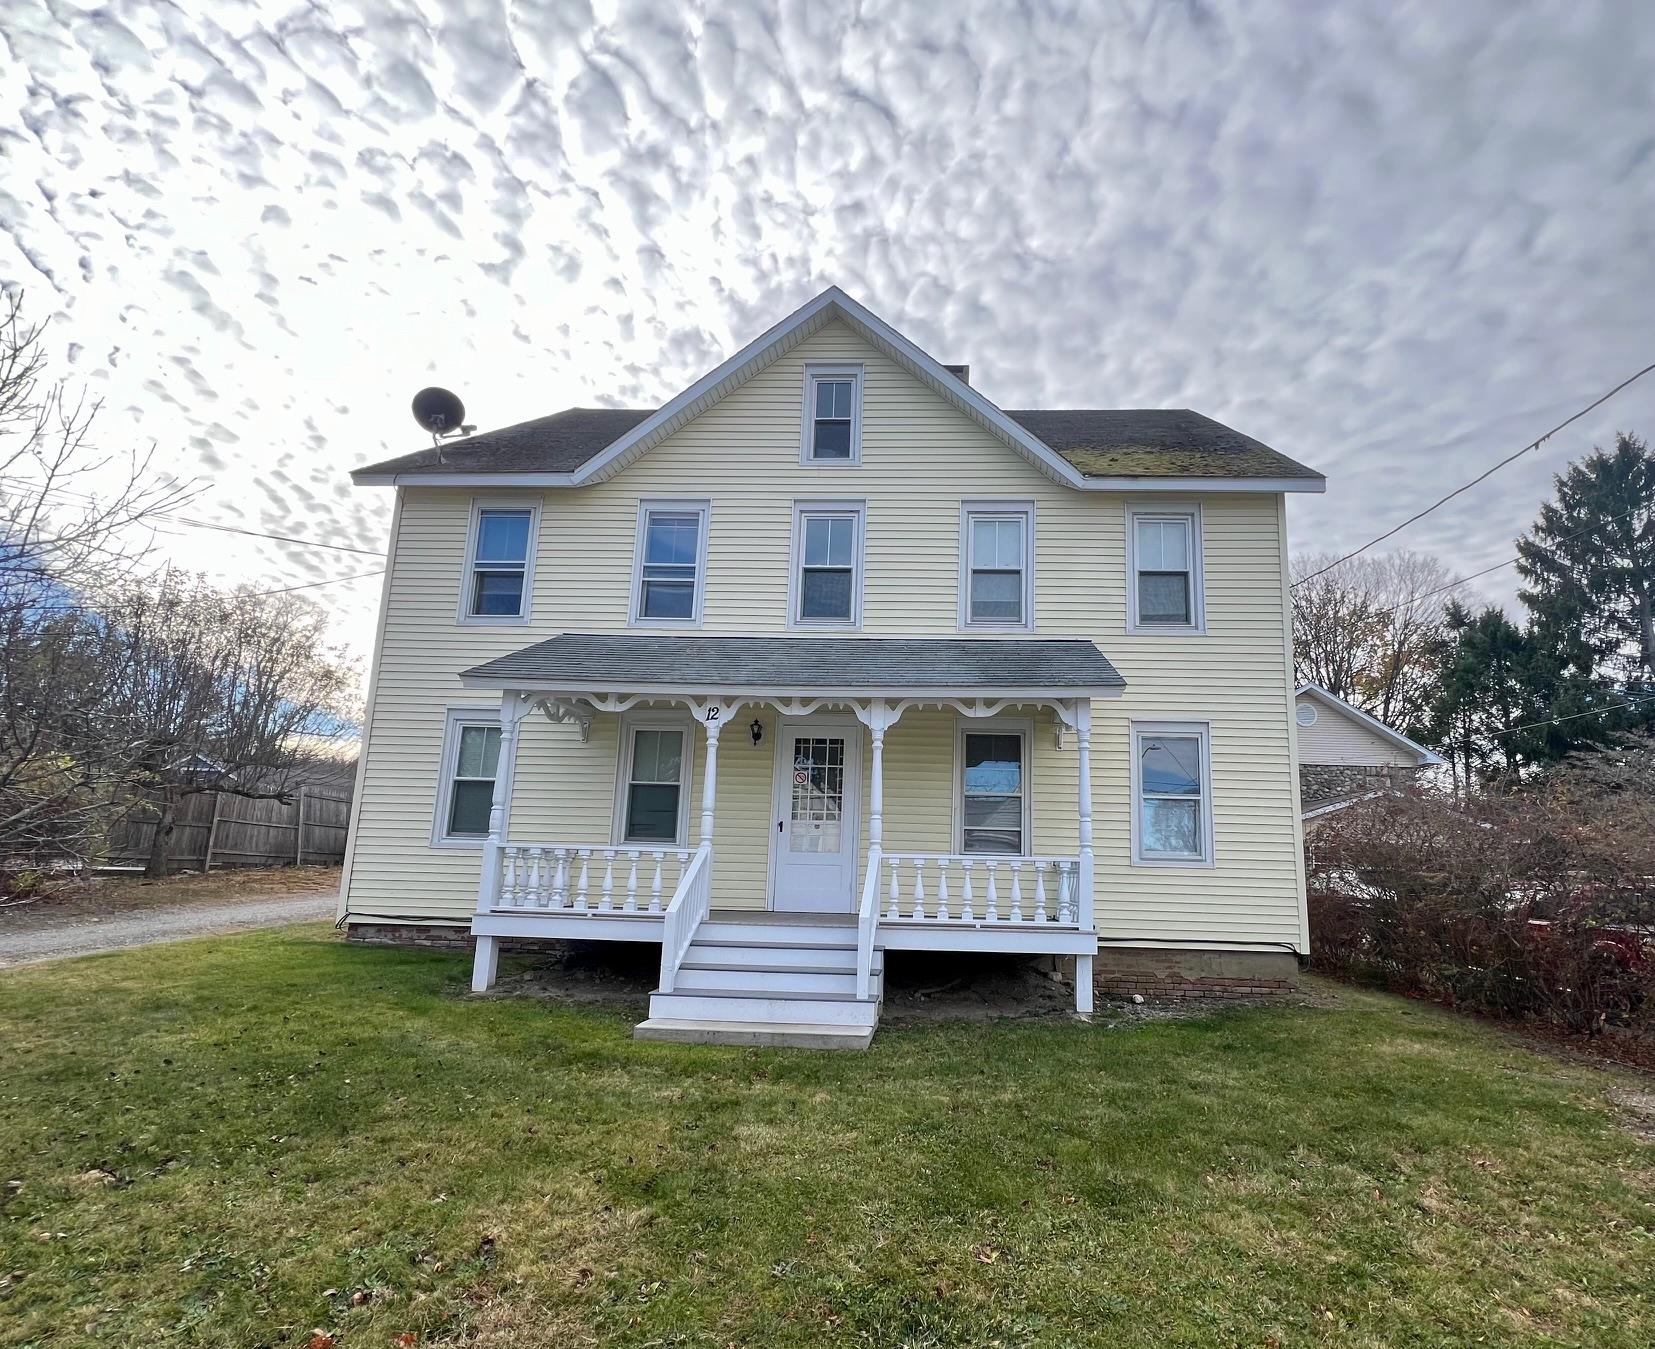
[94,570,359,877]
[1291,550,1460,735]
[0,292,198,883]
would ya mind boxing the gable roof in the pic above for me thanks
[354,287,1325,493]
[1295,684,1446,767]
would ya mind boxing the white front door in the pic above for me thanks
[770,717,862,913]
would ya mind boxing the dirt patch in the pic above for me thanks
[487,941,656,1010]
[1609,1089,1655,1143]
[0,866,340,926]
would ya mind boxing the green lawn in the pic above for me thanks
[1,929,1650,1348]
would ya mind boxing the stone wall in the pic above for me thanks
[1299,763,1410,808]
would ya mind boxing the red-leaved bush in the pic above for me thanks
[1306,753,1655,1041]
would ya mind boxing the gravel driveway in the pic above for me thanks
[0,893,336,969]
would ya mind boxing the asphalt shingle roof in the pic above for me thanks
[462,634,1126,693]
[355,405,1319,482]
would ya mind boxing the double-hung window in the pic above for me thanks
[961,503,1033,628]
[462,503,536,621]
[619,723,689,844]
[633,502,709,624]
[792,503,863,626]
[1132,723,1212,864]
[1128,507,1204,632]
[801,365,863,463]
[434,710,502,844]
[959,728,1027,854]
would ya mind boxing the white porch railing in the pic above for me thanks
[855,844,883,999]
[658,841,713,992]
[491,844,691,914]
[878,852,1081,926]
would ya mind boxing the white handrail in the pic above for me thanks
[657,841,712,993]
[855,844,882,1000]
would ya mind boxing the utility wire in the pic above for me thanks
[1487,690,1655,739]
[251,568,386,596]
[1296,359,1655,586]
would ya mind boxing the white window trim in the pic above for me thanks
[1126,502,1206,635]
[798,362,864,465]
[609,712,697,848]
[457,497,540,626]
[958,500,1036,631]
[786,499,866,630]
[629,499,711,628]
[430,706,510,849]
[952,715,1034,856]
[1129,719,1216,868]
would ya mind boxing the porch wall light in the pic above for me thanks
[749,717,765,747]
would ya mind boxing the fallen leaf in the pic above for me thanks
[305,1333,336,1349]
[393,1335,418,1347]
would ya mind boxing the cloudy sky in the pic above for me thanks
[3,0,1653,674]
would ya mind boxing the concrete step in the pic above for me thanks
[686,942,875,973]
[633,1018,875,1050]
[648,990,880,1028]
[674,964,869,995]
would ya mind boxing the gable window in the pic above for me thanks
[791,502,864,627]
[433,710,502,845]
[620,724,689,844]
[1128,506,1204,632]
[632,501,709,625]
[800,365,863,463]
[462,503,536,622]
[961,502,1034,628]
[959,725,1028,854]
[1132,722,1212,865]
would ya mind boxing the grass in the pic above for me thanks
[1,928,1650,1348]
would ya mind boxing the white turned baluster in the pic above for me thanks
[936,862,951,920]
[960,860,975,920]
[911,858,926,920]
[1009,861,1024,922]
[523,848,541,907]
[499,848,517,908]
[624,852,640,911]
[1056,861,1074,924]
[1033,861,1049,923]
[551,849,569,907]
[574,850,591,909]
[886,856,901,918]
[600,851,615,910]
[985,861,1000,921]
[649,851,664,912]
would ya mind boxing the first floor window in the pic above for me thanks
[961,730,1025,854]
[636,505,707,622]
[1135,725,1210,862]
[623,726,686,843]
[465,506,533,619]
[442,717,501,839]
[963,505,1032,626]
[1130,509,1202,630]
[795,507,861,624]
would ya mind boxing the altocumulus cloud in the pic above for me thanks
[1,0,1653,665]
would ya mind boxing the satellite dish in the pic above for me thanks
[411,386,466,435]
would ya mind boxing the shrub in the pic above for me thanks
[1307,761,1655,1040]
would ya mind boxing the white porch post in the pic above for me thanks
[1074,697,1096,1015]
[472,691,527,993]
[698,713,722,846]
[868,697,887,850]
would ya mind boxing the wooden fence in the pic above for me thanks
[105,786,352,871]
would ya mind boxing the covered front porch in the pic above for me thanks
[458,634,1124,1037]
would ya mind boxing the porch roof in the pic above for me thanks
[460,634,1126,698]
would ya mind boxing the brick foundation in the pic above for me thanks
[345,922,561,956]
[1092,947,1301,1001]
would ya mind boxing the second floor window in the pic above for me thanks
[634,502,708,624]
[1129,507,1204,632]
[793,504,863,626]
[962,504,1033,628]
[801,365,863,463]
[464,505,534,620]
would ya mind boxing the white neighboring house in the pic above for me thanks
[339,286,1328,1047]
[1295,684,1445,822]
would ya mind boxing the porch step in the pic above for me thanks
[686,942,877,972]
[647,991,880,1028]
[673,965,880,996]
[694,919,858,947]
[633,1018,876,1050]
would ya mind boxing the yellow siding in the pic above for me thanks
[342,319,1306,948]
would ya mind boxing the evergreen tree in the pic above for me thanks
[1517,431,1655,684]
